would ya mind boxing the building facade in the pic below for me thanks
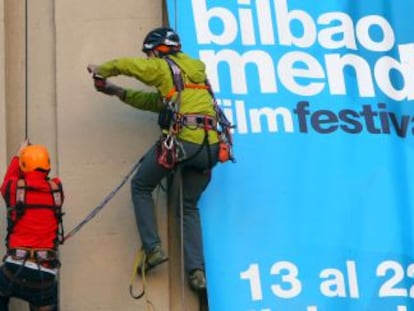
[0,1,199,310]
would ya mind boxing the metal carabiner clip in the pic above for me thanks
[163,135,175,150]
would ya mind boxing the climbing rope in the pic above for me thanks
[129,249,155,311]
[178,167,189,310]
[174,0,178,32]
[24,0,29,139]
[62,156,143,243]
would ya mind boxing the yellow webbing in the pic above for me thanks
[129,249,155,310]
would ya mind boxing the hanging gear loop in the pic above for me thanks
[63,156,143,243]
[4,177,64,268]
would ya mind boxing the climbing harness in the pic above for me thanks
[2,176,63,295]
[4,178,65,250]
[203,78,236,163]
[141,55,236,309]
[5,247,60,271]
[158,56,236,170]
[155,57,184,169]
[63,156,143,243]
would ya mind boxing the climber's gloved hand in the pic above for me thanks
[94,78,126,99]
[87,64,125,99]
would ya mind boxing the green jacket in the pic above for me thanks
[96,52,219,144]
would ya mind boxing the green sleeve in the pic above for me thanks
[97,58,168,87]
[122,89,163,113]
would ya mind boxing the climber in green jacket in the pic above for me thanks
[87,27,221,291]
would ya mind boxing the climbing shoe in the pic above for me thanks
[137,245,168,274]
[188,269,206,291]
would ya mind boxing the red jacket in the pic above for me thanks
[1,156,64,250]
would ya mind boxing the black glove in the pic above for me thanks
[87,64,125,99]
[93,76,126,99]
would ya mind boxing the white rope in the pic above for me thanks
[178,167,187,310]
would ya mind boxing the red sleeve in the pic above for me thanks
[1,157,21,197]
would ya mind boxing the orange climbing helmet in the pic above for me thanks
[19,144,51,172]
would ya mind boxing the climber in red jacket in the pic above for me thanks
[0,139,64,311]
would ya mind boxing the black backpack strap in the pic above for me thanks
[5,179,26,249]
[15,179,27,218]
[47,180,63,208]
[47,180,65,245]
[3,180,12,208]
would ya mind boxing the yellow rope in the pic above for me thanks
[129,184,164,309]
[129,249,155,310]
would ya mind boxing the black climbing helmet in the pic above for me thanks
[142,27,181,55]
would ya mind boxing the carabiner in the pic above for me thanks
[163,135,175,150]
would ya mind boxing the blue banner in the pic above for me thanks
[166,1,414,310]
